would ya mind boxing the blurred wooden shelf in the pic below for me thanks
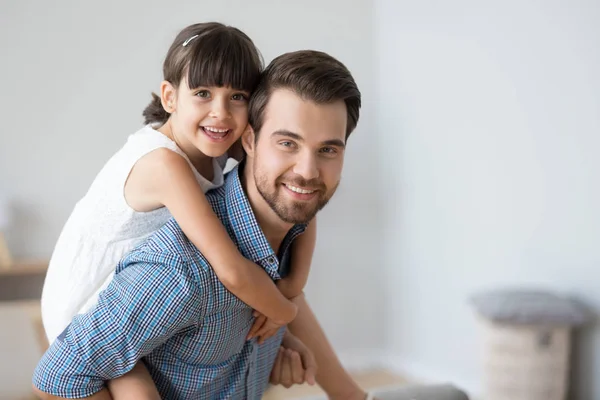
[0,260,48,276]
[0,299,49,359]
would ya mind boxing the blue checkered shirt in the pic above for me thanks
[33,165,306,399]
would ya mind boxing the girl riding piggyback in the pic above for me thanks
[40,22,316,399]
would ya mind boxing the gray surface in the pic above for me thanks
[300,384,469,400]
[470,289,591,326]
[370,383,469,400]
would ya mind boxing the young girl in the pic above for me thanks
[40,22,316,399]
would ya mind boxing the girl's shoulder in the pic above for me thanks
[124,124,184,155]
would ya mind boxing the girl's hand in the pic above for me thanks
[247,311,284,343]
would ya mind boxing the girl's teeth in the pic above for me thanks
[204,127,228,133]
[202,127,229,138]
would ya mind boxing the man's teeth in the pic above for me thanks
[285,184,315,194]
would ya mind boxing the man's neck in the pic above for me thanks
[240,162,293,255]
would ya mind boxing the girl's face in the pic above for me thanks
[163,77,251,159]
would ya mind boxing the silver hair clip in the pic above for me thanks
[182,35,199,47]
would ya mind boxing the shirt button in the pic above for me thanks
[267,256,275,264]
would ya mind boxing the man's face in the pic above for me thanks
[246,89,348,224]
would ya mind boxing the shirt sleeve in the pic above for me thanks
[33,253,204,398]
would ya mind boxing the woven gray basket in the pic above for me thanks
[470,289,590,327]
[470,289,591,400]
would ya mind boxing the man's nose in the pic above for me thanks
[293,151,319,182]
[208,97,231,120]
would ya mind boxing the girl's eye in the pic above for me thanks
[196,90,210,98]
[231,93,248,101]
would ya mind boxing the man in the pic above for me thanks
[33,50,365,399]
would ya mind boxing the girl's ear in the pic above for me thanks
[160,80,177,113]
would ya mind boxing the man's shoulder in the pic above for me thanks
[144,219,193,256]
[124,218,226,282]
[118,168,241,275]
[118,220,200,273]
[204,169,240,226]
[204,183,227,210]
[205,169,232,204]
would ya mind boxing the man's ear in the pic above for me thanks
[241,125,256,157]
[160,80,177,113]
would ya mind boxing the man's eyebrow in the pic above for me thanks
[322,139,346,148]
[271,130,346,148]
[272,130,303,141]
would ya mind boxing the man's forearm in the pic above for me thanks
[287,294,366,400]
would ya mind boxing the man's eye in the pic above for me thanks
[196,90,210,98]
[279,141,296,148]
[320,147,337,154]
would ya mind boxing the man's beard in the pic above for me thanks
[254,168,337,224]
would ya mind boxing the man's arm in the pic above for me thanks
[33,253,203,398]
[270,329,318,387]
[287,294,367,400]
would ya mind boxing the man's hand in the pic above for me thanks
[269,331,317,388]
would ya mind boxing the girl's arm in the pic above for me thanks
[276,217,317,299]
[125,148,297,325]
[247,218,317,343]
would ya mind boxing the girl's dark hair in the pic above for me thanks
[143,22,263,125]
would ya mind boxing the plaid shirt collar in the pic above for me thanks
[222,163,307,276]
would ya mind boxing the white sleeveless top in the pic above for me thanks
[41,125,228,344]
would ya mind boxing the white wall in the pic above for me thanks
[376,0,600,398]
[8,1,599,396]
[0,0,384,365]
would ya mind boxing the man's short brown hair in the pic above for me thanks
[248,50,361,141]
